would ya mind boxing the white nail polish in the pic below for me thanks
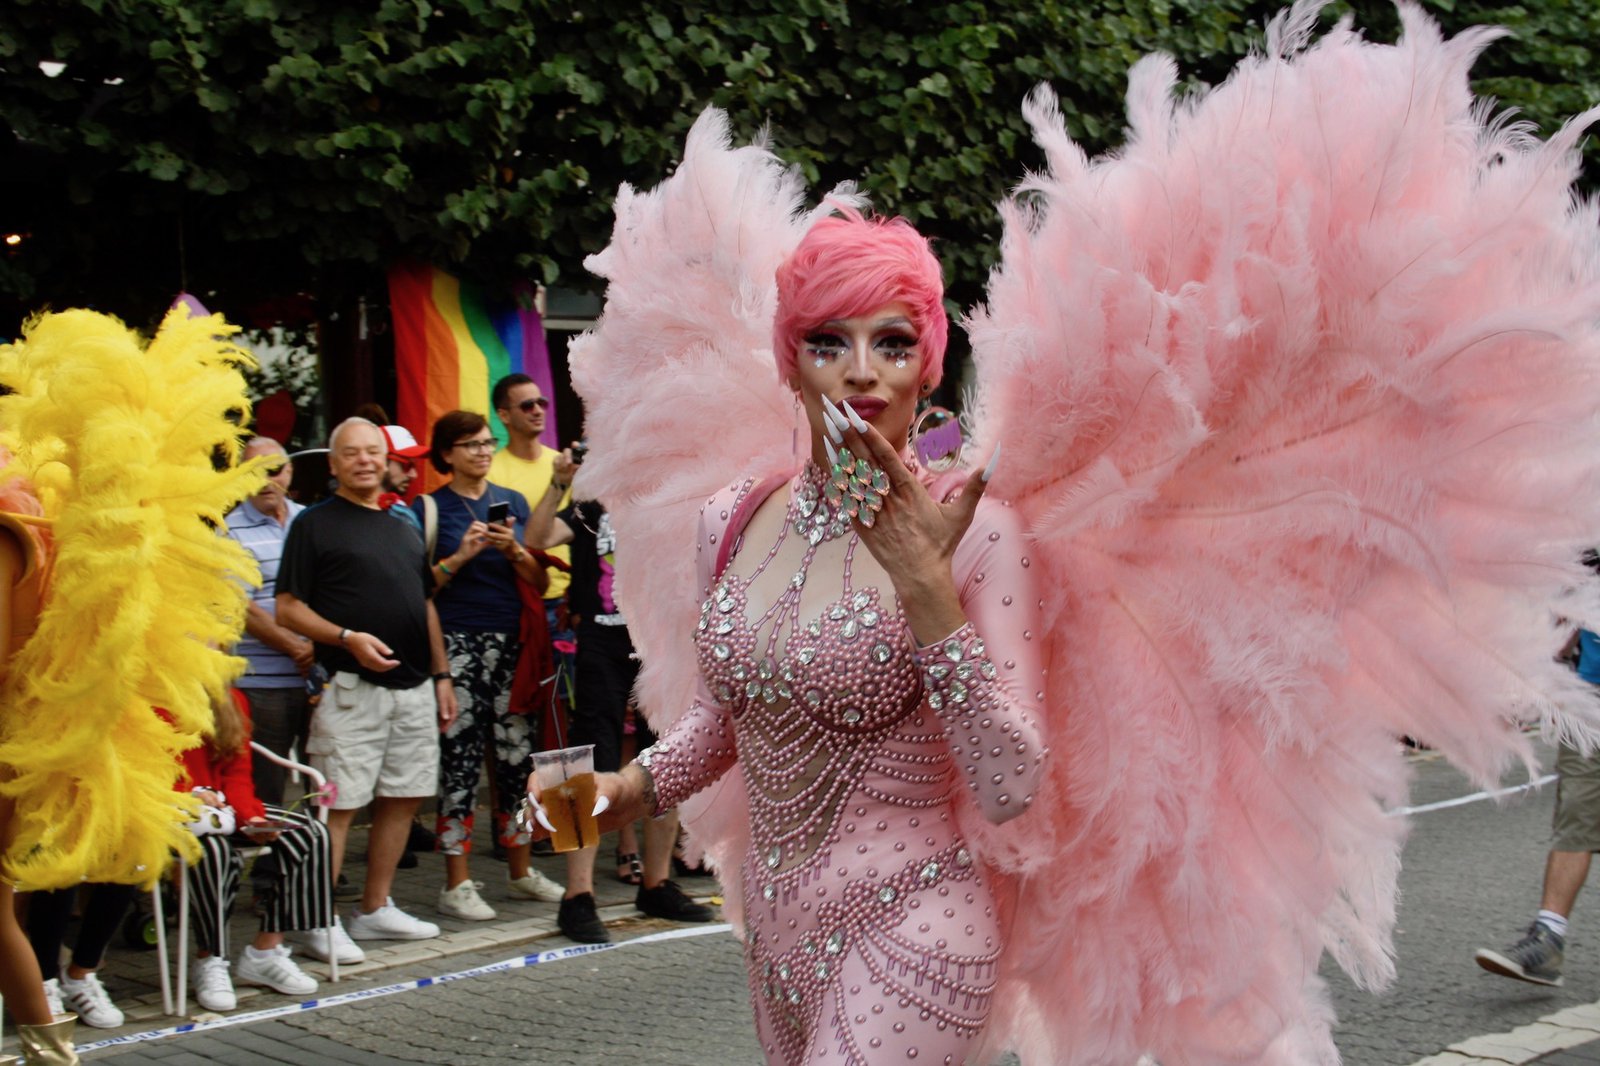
[982,443,1002,483]
[535,808,556,833]
[841,399,869,433]
[823,437,839,465]
[592,795,612,818]
[820,396,846,434]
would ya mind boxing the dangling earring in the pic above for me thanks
[790,389,804,468]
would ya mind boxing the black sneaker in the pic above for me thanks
[557,893,611,944]
[1475,922,1566,986]
[407,821,437,852]
[637,880,714,922]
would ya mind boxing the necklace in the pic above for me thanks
[789,462,853,545]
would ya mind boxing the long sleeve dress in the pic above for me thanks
[642,464,1047,1066]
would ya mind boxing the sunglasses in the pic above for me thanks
[518,397,549,412]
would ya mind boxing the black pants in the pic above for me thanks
[572,624,653,773]
[26,883,136,980]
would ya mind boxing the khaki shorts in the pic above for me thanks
[1552,743,1600,853]
[306,673,439,809]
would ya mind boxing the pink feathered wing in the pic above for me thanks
[965,3,1600,1063]
[568,109,860,931]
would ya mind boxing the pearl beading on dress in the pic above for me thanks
[645,472,1047,1066]
[915,622,1043,817]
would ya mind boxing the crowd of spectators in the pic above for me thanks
[18,375,712,1028]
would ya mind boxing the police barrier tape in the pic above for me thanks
[68,773,1564,1054]
[71,923,735,1054]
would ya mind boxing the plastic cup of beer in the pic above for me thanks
[530,744,599,853]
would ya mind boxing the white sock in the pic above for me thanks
[244,944,276,961]
[1537,910,1569,938]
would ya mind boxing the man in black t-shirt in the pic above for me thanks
[526,450,713,943]
[277,418,459,961]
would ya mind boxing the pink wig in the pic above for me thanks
[772,207,948,389]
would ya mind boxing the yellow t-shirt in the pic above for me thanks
[488,447,572,600]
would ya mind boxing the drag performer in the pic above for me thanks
[539,5,1600,1063]
[0,308,264,1064]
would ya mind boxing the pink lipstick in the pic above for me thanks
[844,395,888,420]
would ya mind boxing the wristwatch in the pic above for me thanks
[432,671,453,683]
[338,627,351,644]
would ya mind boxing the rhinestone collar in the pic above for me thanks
[790,462,852,545]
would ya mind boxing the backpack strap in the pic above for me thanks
[713,475,789,582]
[421,494,439,562]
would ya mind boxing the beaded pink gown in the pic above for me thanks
[641,466,1045,1065]
[572,10,1600,1061]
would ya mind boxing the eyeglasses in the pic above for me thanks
[452,439,497,453]
[518,397,549,412]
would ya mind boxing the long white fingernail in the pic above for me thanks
[819,396,847,441]
[841,400,869,433]
[592,795,611,818]
[823,437,839,465]
[822,408,845,443]
[982,443,1001,483]
[535,807,556,833]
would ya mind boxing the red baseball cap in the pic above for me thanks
[380,425,430,461]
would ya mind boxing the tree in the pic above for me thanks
[2,0,1596,332]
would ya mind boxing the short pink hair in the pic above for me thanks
[772,207,948,390]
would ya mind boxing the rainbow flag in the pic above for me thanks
[389,262,559,453]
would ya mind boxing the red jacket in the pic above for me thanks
[172,690,267,823]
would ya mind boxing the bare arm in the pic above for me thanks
[525,449,577,550]
[426,599,459,730]
[244,601,314,669]
[276,591,398,672]
[0,530,20,664]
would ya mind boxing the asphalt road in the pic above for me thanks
[90,740,1597,1065]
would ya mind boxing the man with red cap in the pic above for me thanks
[379,425,430,539]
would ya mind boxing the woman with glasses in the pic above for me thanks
[417,410,564,921]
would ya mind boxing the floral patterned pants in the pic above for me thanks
[437,629,535,854]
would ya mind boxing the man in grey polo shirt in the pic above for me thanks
[225,436,316,806]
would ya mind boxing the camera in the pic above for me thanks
[571,440,589,466]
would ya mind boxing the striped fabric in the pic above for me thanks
[388,263,559,458]
[186,805,332,957]
[224,499,305,690]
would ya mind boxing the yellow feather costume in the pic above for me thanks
[0,307,267,890]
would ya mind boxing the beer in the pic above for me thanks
[538,770,599,852]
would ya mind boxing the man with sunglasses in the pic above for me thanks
[488,375,574,712]
[380,424,431,538]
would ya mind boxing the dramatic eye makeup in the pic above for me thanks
[803,321,919,368]
[804,332,848,362]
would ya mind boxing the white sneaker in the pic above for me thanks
[193,956,236,1012]
[506,868,565,903]
[41,977,64,1018]
[236,945,318,997]
[294,917,366,964]
[347,897,441,941]
[437,880,497,921]
[59,971,124,1028]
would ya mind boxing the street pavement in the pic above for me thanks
[26,738,1600,1064]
